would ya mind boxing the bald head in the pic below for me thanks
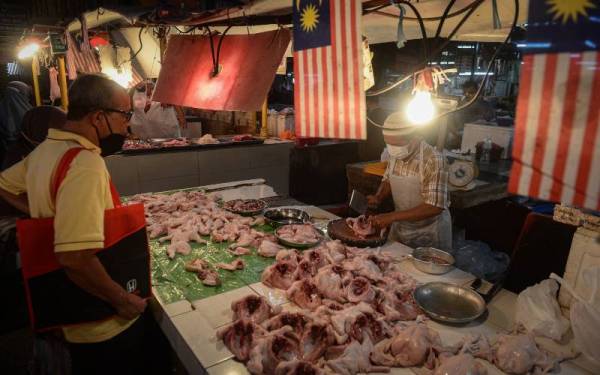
[67,74,128,121]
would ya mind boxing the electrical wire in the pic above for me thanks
[367,1,479,21]
[206,25,232,76]
[395,1,429,60]
[366,0,485,96]
[117,26,145,68]
[367,0,520,128]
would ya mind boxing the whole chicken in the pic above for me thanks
[216,319,266,361]
[371,323,443,369]
[492,334,557,375]
[434,353,488,375]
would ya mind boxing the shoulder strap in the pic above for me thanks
[51,148,84,204]
[50,148,122,207]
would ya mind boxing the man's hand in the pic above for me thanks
[366,195,381,210]
[115,293,147,320]
[369,212,397,230]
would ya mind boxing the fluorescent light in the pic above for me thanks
[585,40,597,49]
[459,72,495,76]
[458,45,474,49]
[516,42,552,49]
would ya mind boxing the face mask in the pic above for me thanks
[94,114,127,157]
[387,144,409,159]
[132,90,147,110]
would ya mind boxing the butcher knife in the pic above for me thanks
[349,189,368,215]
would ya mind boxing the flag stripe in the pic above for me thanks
[331,0,341,138]
[326,46,334,136]
[550,54,582,202]
[529,54,557,198]
[509,54,534,194]
[539,53,570,200]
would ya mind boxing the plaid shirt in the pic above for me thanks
[383,140,449,209]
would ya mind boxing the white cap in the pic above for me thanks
[382,111,417,137]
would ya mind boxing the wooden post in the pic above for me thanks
[260,97,268,138]
[57,56,69,111]
[31,58,41,106]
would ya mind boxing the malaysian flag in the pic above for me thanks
[509,0,600,210]
[293,0,366,139]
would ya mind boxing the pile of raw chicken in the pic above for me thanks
[218,241,564,375]
[127,191,285,285]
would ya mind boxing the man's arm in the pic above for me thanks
[55,249,146,319]
[366,179,392,210]
[0,188,29,214]
[370,203,442,229]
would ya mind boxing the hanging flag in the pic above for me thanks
[509,0,600,210]
[293,0,366,140]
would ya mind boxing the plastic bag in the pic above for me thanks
[515,279,570,340]
[551,268,600,367]
[450,239,510,281]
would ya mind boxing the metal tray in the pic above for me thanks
[274,224,323,249]
[222,199,267,216]
[263,208,310,227]
[413,282,486,324]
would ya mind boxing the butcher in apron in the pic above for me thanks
[129,81,185,139]
[368,111,452,250]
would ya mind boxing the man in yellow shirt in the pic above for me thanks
[0,74,147,374]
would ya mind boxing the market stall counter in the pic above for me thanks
[141,181,591,375]
[105,140,294,196]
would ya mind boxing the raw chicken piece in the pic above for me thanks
[167,241,192,259]
[184,258,209,272]
[261,261,297,290]
[326,338,389,375]
[299,322,333,362]
[262,312,312,332]
[314,265,347,302]
[229,246,251,256]
[343,255,384,282]
[198,268,221,286]
[322,240,348,263]
[246,326,301,375]
[492,334,558,375]
[216,259,245,271]
[147,223,166,238]
[230,231,257,248]
[275,249,302,265]
[258,240,284,257]
[276,224,322,244]
[434,353,488,375]
[231,295,281,324]
[345,215,377,239]
[286,279,322,311]
[251,216,265,226]
[329,302,377,344]
[370,322,443,369]
[386,284,422,321]
[217,319,266,361]
[293,259,318,280]
[274,360,323,375]
[346,276,376,303]
[303,248,329,269]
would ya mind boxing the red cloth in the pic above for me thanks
[153,29,291,111]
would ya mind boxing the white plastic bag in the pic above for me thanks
[552,268,600,367]
[515,279,570,341]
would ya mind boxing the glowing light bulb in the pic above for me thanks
[406,90,435,125]
[18,43,40,59]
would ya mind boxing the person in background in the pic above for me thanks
[2,106,67,170]
[447,80,495,149]
[0,74,149,374]
[0,82,33,164]
[129,80,186,139]
[367,111,452,250]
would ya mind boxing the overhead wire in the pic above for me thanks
[367,0,519,129]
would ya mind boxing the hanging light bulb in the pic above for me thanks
[406,90,435,125]
[18,42,40,59]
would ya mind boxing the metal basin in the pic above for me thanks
[414,282,486,324]
[411,247,455,275]
[275,224,324,249]
[263,208,310,227]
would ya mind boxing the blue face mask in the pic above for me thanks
[386,144,409,159]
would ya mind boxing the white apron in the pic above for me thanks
[129,102,181,139]
[387,142,452,250]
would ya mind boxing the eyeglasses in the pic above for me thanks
[101,108,133,121]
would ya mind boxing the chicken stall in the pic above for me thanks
[133,180,593,375]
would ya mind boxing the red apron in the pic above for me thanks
[17,148,151,332]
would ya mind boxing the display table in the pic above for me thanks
[147,182,592,375]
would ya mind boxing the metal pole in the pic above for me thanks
[57,56,69,111]
[260,97,268,138]
[31,58,41,106]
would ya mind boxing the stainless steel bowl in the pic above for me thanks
[414,282,486,324]
[411,247,455,275]
[263,208,310,227]
[222,199,267,216]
